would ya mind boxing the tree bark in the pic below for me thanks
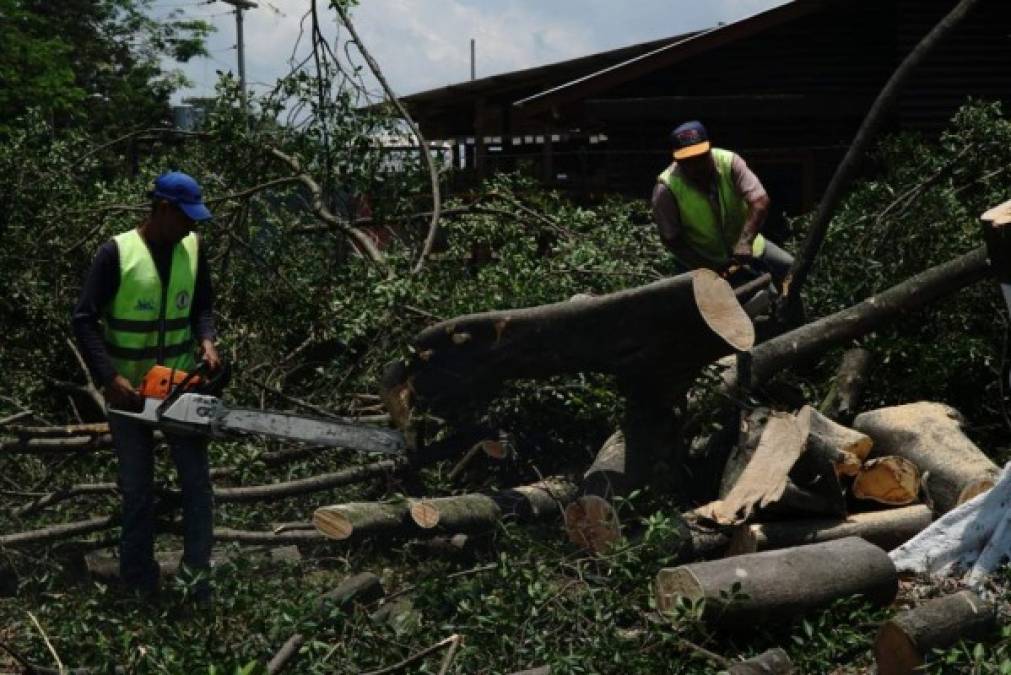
[727,505,932,556]
[853,402,999,513]
[819,348,873,422]
[317,572,384,613]
[212,460,402,503]
[727,648,794,674]
[875,591,996,675]
[313,501,414,542]
[655,537,897,626]
[852,456,921,506]
[409,477,579,534]
[581,431,631,499]
[0,515,118,547]
[266,633,305,675]
[783,0,986,305]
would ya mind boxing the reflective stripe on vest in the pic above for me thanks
[104,229,198,386]
[658,148,765,268]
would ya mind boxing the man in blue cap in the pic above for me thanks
[72,171,220,603]
[652,120,793,284]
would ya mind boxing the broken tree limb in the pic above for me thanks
[727,505,932,556]
[409,477,579,534]
[819,348,873,422]
[852,456,921,506]
[656,537,897,626]
[728,648,794,675]
[313,501,413,542]
[731,247,990,393]
[696,413,807,525]
[874,591,996,675]
[317,572,385,614]
[212,460,402,503]
[783,0,986,305]
[266,634,305,675]
[84,546,301,583]
[0,515,119,548]
[853,402,999,513]
[889,461,1011,586]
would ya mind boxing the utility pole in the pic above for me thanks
[470,38,476,80]
[218,0,257,110]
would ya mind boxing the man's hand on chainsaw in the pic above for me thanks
[199,339,221,372]
[105,374,143,411]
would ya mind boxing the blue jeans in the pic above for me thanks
[108,415,214,595]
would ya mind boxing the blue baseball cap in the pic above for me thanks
[670,120,711,160]
[152,171,213,222]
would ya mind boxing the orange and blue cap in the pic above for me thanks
[671,120,712,160]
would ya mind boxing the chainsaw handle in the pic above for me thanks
[155,360,208,418]
[198,359,231,397]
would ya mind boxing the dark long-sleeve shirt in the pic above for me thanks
[72,233,216,386]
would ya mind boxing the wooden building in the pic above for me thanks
[400,0,1011,233]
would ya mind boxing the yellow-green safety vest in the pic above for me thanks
[103,229,198,387]
[658,147,765,268]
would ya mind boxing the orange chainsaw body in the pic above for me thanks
[137,365,202,400]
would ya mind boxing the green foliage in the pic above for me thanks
[0,0,213,135]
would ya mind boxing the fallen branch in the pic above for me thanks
[266,634,305,675]
[360,634,462,675]
[332,1,441,275]
[819,348,873,422]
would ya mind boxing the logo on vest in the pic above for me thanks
[134,299,155,312]
[175,290,191,311]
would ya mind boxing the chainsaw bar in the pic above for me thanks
[214,407,406,455]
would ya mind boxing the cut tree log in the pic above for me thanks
[727,504,932,556]
[655,537,897,626]
[875,590,996,675]
[853,402,999,513]
[728,648,794,674]
[819,348,873,422]
[852,456,920,506]
[409,477,579,534]
[84,546,301,583]
[564,495,621,554]
[313,501,413,542]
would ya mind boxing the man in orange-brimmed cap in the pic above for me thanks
[652,120,792,283]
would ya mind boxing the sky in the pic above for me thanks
[154,0,790,104]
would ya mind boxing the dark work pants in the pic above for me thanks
[108,414,214,595]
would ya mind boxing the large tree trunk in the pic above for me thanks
[655,537,897,626]
[727,505,932,556]
[853,402,999,513]
[875,591,996,675]
[384,269,753,416]
[409,477,579,534]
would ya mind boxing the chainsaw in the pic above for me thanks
[108,362,405,455]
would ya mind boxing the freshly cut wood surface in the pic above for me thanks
[727,505,932,556]
[728,648,794,674]
[853,402,999,513]
[656,537,897,625]
[564,495,621,554]
[875,590,996,675]
[313,501,412,541]
[696,413,806,525]
[852,456,921,506]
